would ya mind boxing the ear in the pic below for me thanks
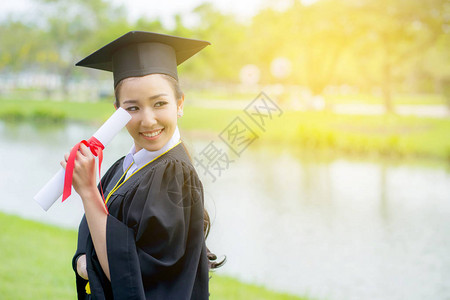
[113,102,118,110]
[177,94,185,116]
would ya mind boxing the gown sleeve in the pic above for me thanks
[106,159,207,299]
[72,215,89,299]
[72,158,124,299]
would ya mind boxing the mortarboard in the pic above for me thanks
[76,31,210,87]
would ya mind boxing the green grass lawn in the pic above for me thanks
[261,110,450,161]
[0,98,115,123]
[1,98,449,161]
[180,106,450,161]
[0,212,308,300]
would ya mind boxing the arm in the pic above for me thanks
[61,144,110,281]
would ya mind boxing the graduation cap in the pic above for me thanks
[76,31,210,87]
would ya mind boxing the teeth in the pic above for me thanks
[143,129,162,137]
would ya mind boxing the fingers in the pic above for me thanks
[77,254,89,280]
[79,143,93,157]
[60,145,95,171]
[62,144,97,193]
[60,152,69,169]
[76,144,95,163]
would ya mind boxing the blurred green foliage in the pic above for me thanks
[0,0,449,112]
[1,98,449,161]
[0,108,66,123]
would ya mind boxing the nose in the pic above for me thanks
[140,107,157,127]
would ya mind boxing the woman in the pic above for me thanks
[61,31,223,299]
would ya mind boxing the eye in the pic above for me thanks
[125,106,139,112]
[155,101,168,107]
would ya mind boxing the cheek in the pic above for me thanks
[169,104,180,118]
[167,111,179,123]
[126,119,138,132]
[159,107,177,121]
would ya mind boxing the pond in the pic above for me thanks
[1,120,449,300]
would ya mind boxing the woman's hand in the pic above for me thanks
[60,144,98,199]
[77,254,89,280]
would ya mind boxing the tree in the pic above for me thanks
[29,0,130,95]
[188,3,249,81]
[0,19,44,71]
[421,31,450,108]
[345,0,448,112]
[248,0,449,112]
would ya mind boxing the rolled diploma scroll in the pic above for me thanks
[34,107,132,211]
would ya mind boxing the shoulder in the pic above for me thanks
[161,143,194,166]
[119,145,204,224]
[147,143,199,177]
[110,156,126,170]
[137,144,203,202]
[101,156,125,183]
[104,156,125,177]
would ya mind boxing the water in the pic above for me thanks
[1,121,449,300]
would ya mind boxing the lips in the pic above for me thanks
[141,128,164,139]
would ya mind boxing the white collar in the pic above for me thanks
[123,126,181,173]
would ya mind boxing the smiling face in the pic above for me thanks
[116,74,184,152]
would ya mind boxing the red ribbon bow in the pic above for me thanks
[62,137,106,205]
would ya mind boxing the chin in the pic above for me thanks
[145,140,166,152]
[137,132,171,152]
[143,144,161,152]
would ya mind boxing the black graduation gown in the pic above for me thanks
[72,143,209,299]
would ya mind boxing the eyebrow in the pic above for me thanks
[122,99,138,105]
[122,93,169,105]
[148,93,169,101]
